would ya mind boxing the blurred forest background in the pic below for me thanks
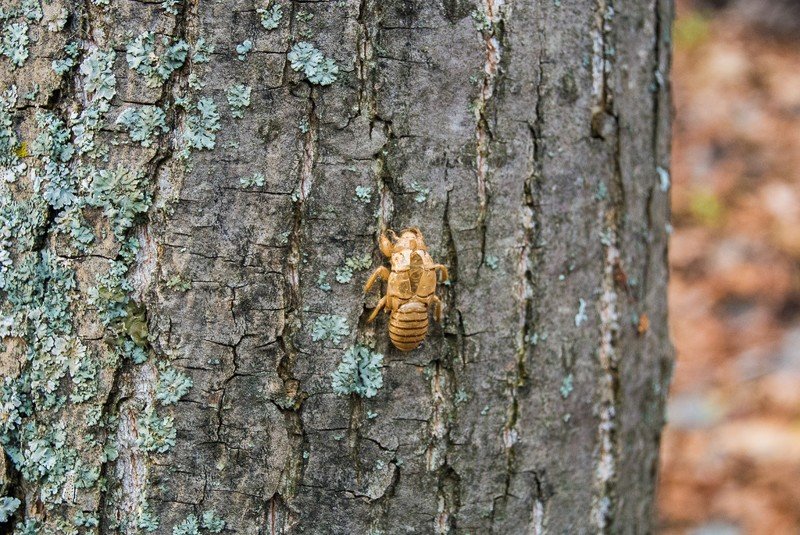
[658,0,800,533]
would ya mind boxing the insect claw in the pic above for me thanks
[367,295,387,322]
[380,233,394,258]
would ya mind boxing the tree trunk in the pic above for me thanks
[0,0,673,533]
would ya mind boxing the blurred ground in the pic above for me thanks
[658,1,800,533]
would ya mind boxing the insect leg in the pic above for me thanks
[432,264,449,282]
[430,295,443,321]
[379,233,394,258]
[367,295,387,323]
[364,266,390,293]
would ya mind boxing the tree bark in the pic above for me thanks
[0,0,673,533]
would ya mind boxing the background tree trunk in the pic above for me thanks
[0,0,672,533]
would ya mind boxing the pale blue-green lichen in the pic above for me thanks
[88,165,150,239]
[156,367,193,405]
[335,266,352,284]
[317,271,331,291]
[226,84,251,118]
[201,510,226,532]
[311,314,349,344]
[335,253,373,284]
[165,274,191,291]
[560,373,574,399]
[188,72,205,90]
[288,41,339,86]
[137,499,160,532]
[69,344,99,403]
[71,101,111,157]
[350,253,372,270]
[52,41,80,76]
[470,9,493,32]
[355,185,372,203]
[331,345,384,398]
[1,21,29,68]
[116,106,168,147]
[136,409,176,453]
[191,37,214,64]
[181,97,220,153]
[595,181,609,201]
[0,27,184,517]
[484,254,499,270]
[161,0,180,14]
[73,511,99,527]
[258,3,283,30]
[0,496,20,522]
[80,48,117,101]
[236,39,253,61]
[126,32,189,87]
[20,0,43,21]
[48,7,69,32]
[239,172,264,188]
[307,58,338,85]
[409,180,430,203]
[173,514,200,535]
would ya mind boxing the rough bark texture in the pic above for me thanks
[0,0,672,533]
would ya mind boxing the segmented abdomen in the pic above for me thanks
[389,301,429,352]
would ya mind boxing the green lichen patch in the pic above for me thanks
[560,374,574,399]
[80,48,117,102]
[116,106,168,147]
[52,41,80,76]
[136,499,160,532]
[317,271,331,291]
[335,266,352,284]
[136,409,176,453]
[172,513,200,535]
[87,165,151,239]
[287,41,339,86]
[355,185,372,203]
[226,84,252,119]
[1,21,29,68]
[239,172,265,188]
[574,298,588,327]
[311,314,349,344]
[165,274,191,291]
[181,97,221,154]
[126,31,189,88]
[258,2,283,30]
[156,367,193,405]
[335,253,372,284]
[192,37,215,64]
[0,496,20,522]
[201,510,226,532]
[331,345,384,398]
[409,180,430,203]
[236,40,253,61]
[161,0,180,15]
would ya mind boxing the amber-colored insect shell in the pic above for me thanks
[364,228,448,352]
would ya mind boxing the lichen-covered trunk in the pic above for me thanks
[0,0,672,533]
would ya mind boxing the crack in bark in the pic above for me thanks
[474,0,504,265]
[591,32,624,531]
[590,0,617,138]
